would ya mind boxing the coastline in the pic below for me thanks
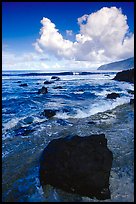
[2,102,134,202]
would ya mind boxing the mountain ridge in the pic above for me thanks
[97,57,134,71]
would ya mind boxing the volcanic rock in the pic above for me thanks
[106,92,120,99]
[51,76,60,81]
[38,86,48,94]
[113,68,134,83]
[127,90,134,94]
[53,86,63,89]
[42,109,57,118]
[39,134,113,200]
[44,81,53,84]
[19,83,28,87]
[130,99,134,105]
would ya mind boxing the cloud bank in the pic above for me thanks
[3,6,134,71]
[34,7,134,64]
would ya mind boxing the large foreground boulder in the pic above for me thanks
[113,68,134,83]
[39,134,113,200]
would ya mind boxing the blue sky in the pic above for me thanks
[2,2,134,71]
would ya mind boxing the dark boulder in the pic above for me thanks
[130,99,134,104]
[127,90,134,94]
[113,68,134,83]
[106,92,120,99]
[51,76,60,81]
[19,83,28,87]
[38,86,48,94]
[39,134,113,200]
[87,121,96,125]
[44,81,53,85]
[53,86,63,89]
[42,109,57,118]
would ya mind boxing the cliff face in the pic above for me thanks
[113,68,134,83]
[97,57,134,71]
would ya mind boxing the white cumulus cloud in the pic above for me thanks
[34,7,134,64]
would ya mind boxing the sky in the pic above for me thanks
[2,2,134,72]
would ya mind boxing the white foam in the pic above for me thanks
[3,117,26,132]
[94,90,112,97]
[56,96,130,119]
[73,91,84,94]
[33,117,47,123]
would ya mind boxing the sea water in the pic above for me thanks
[2,70,134,202]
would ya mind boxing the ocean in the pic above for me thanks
[2,70,134,202]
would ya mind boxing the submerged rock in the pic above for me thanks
[19,83,28,87]
[106,92,120,99]
[38,86,48,94]
[113,68,134,83]
[42,109,57,118]
[39,134,113,200]
[23,116,34,124]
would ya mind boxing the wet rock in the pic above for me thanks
[53,86,63,89]
[19,83,28,87]
[78,89,84,92]
[39,134,113,200]
[127,90,134,94]
[113,68,134,83]
[62,107,71,113]
[87,121,96,125]
[23,116,34,124]
[57,119,70,126]
[22,128,35,136]
[38,86,48,94]
[51,76,60,81]
[42,109,57,118]
[15,126,35,136]
[44,81,53,85]
[130,99,134,105]
[106,92,120,99]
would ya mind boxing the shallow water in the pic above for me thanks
[2,71,134,202]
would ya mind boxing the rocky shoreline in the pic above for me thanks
[38,68,134,201]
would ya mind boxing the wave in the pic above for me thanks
[56,96,131,119]
[2,71,116,77]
